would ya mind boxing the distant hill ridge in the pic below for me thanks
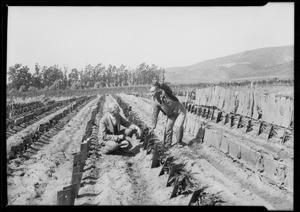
[165,45,293,83]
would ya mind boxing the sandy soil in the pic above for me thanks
[6,100,81,154]
[75,95,193,205]
[117,93,293,209]
[7,96,100,205]
[6,93,293,209]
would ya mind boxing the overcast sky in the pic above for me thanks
[7,3,294,73]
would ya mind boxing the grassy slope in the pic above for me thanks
[165,45,293,83]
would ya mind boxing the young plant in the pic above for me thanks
[157,143,171,165]
[168,162,199,197]
[258,121,267,135]
[268,125,278,139]
[200,121,212,130]
[207,192,225,205]
[282,130,293,144]
[191,188,225,206]
[159,156,175,176]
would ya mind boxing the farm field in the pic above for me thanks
[6,84,294,209]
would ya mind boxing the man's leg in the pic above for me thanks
[164,116,176,150]
[176,114,186,144]
[175,103,187,145]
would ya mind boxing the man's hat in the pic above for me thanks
[149,85,158,94]
[149,81,160,94]
[106,102,120,114]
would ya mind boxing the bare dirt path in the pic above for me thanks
[7,96,100,205]
[75,95,158,205]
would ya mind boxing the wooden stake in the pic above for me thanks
[188,104,191,113]
[71,172,83,186]
[206,109,210,119]
[216,111,222,123]
[230,114,234,127]
[237,116,243,128]
[57,189,73,205]
[257,121,263,136]
[158,156,174,176]
[151,144,160,168]
[210,109,215,121]
[170,181,179,199]
[188,189,202,206]
[73,152,86,168]
[193,106,198,115]
[246,119,252,132]
[166,164,181,187]
[197,107,202,117]
[224,114,228,125]
[80,143,89,154]
[57,184,80,205]
[268,125,274,139]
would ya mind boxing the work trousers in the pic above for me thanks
[164,102,186,150]
[102,128,133,154]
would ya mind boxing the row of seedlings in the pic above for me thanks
[7,101,44,118]
[158,155,225,205]
[123,92,208,202]
[8,95,96,161]
[75,95,106,205]
[6,100,44,128]
[115,94,224,205]
[183,98,293,145]
[10,98,74,126]
[184,92,294,192]
[6,97,80,138]
[57,95,104,205]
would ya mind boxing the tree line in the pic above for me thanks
[7,63,165,92]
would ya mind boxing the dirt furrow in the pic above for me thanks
[118,93,293,209]
[7,96,100,205]
[76,95,158,205]
[125,159,157,205]
[6,102,69,139]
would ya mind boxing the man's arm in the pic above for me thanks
[119,115,139,130]
[119,115,142,137]
[119,115,132,128]
[151,102,160,129]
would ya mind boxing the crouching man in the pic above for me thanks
[99,102,142,154]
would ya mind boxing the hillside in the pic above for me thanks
[165,45,294,84]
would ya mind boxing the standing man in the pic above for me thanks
[99,102,142,154]
[149,82,186,150]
